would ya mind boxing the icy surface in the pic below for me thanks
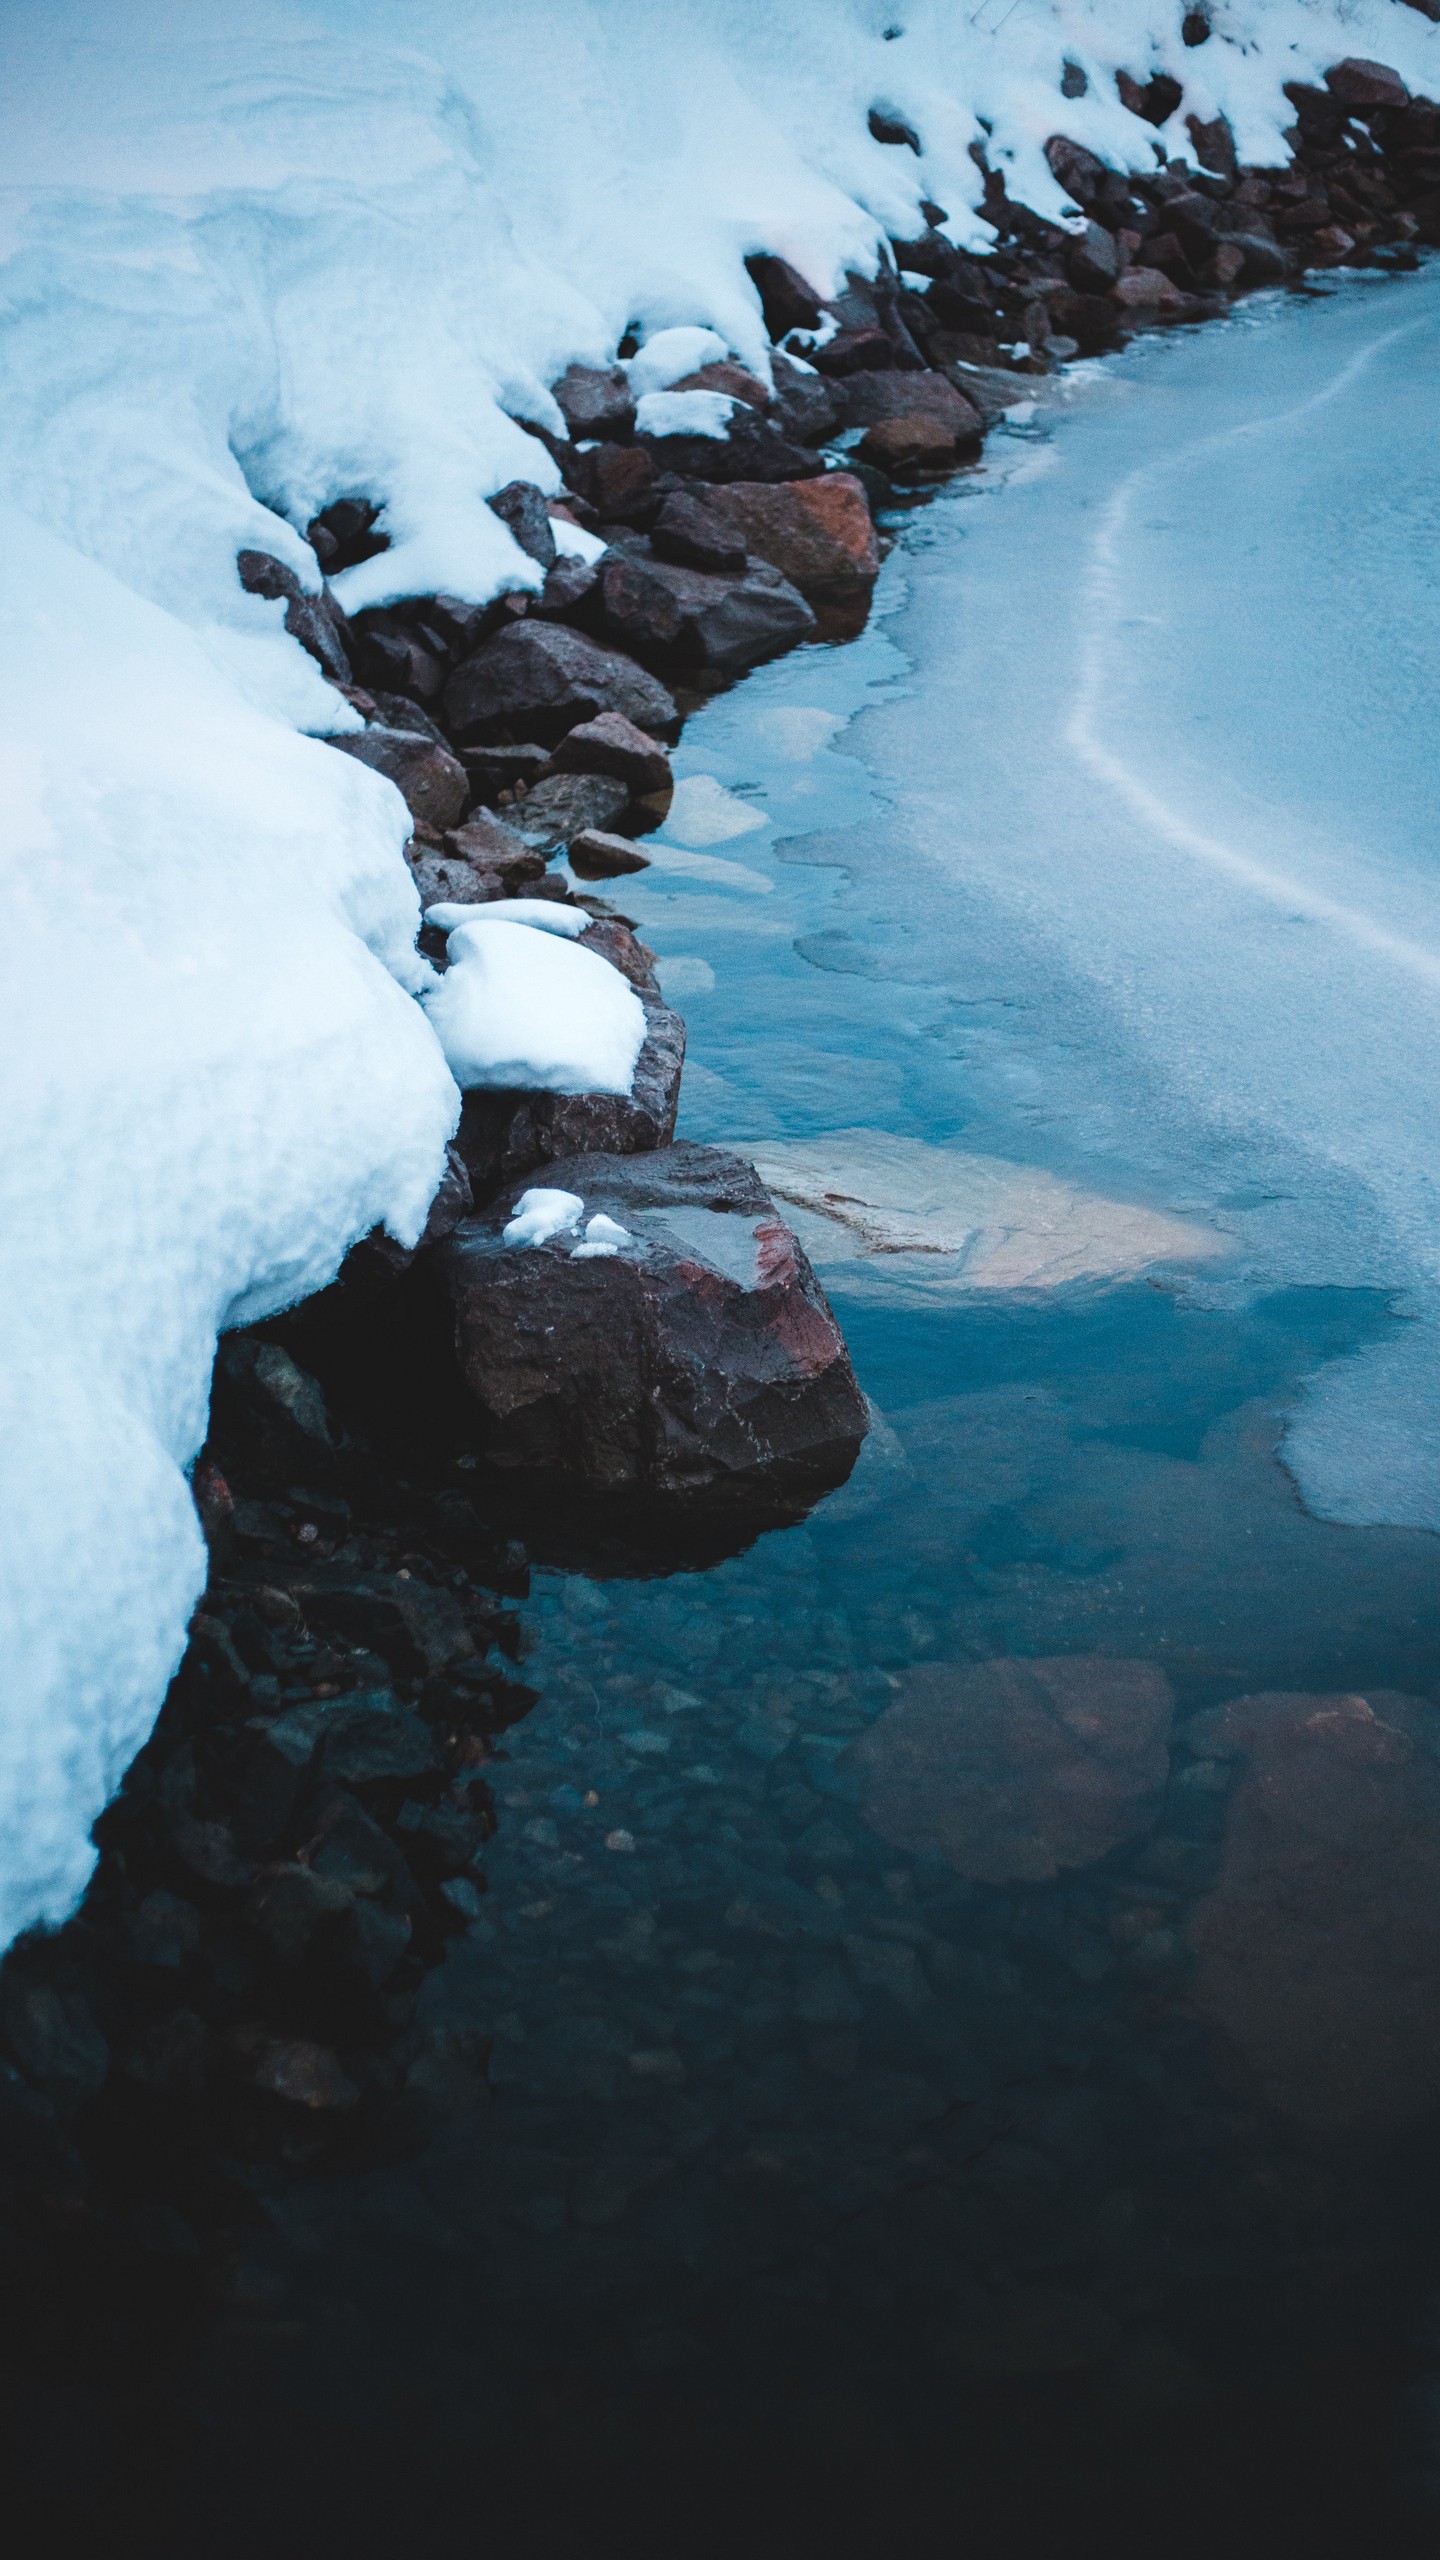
[424,920,647,1094]
[1,0,1435,1933]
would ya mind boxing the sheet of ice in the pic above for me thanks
[664,775,770,846]
[423,919,646,1094]
[634,389,737,442]
[503,1189,585,1247]
[426,899,591,938]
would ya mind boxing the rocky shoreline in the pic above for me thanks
[2,45,1438,2521]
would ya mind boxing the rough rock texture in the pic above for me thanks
[406,816,548,909]
[237,550,352,686]
[650,491,750,573]
[838,369,984,448]
[1187,1689,1440,2132]
[1325,58,1410,112]
[488,480,557,572]
[851,1657,1174,1883]
[437,1143,869,1502]
[548,709,672,799]
[503,769,631,850]
[454,982,685,1197]
[442,621,679,747]
[327,724,468,829]
[637,404,825,487]
[551,363,635,440]
[705,476,879,626]
[744,252,823,338]
[859,414,958,475]
[595,547,815,676]
[567,828,652,880]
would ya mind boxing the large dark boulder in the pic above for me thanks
[454,953,685,1197]
[704,476,879,627]
[442,621,679,747]
[745,252,824,337]
[503,769,632,850]
[238,550,352,686]
[327,723,469,828]
[548,709,673,799]
[437,1143,869,1502]
[838,368,984,449]
[552,364,636,441]
[637,403,825,486]
[595,546,815,676]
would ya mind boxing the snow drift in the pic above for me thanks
[2,0,1437,1946]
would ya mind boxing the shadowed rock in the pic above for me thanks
[443,620,679,747]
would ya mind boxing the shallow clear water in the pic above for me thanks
[184,277,1440,2555]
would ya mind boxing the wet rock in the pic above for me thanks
[548,708,673,799]
[284,1572,471,1677]
[595,547,815,678]
[236,2031,359,2111]
[850,1657,1174,1883]
[703,475,878,627]
[488,480,557,573]
[552,363,636,441]
[437,1141,869,1502]
[744,251,824,338]
[326,723,469,829]
[650,490,750,572]
[442,620,679,748]
[237,550,352,685]
[567,828,652,880]
[1325,58,1410,114]
[859,414,958,476]
[1187,1690,1440,2132]
[454,988,685,1195]
[503,769,631,851]
[396,1799,484,1880]
[840,368,984,449]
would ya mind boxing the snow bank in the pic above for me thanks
[3,0,1437,1943]
[424,920,648,1093]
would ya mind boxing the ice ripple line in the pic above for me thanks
[1064,315,1440,989]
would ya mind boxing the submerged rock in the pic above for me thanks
[851,1656,1174,1882]
[437,1142,869,1502]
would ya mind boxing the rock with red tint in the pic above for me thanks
[443,620,679,747]
[1324,58,1410,113]
[859,414,958,476]
[839,368,984,449]
[552,363,635,440]
[327,723,468,829]
[850,1657,1174,1883]
[595,546,815,677]
[438,1142,868,1502]
[548,709,673,800]
[1187,110,1237,176]
[504,769,631,850]
[1187,1689,1440,2132]
[814,325,897,377]
[588,444,657,522]
[669,361,771,408]
[1111,266,1188,316]
[705,475,879,629]
[407,816,548,909]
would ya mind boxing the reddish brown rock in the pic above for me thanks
[859,414,958,476]
[1187,1690,1440,2132]
[1324,58,1409,113]
[407,820,546,909]
[1116,68,1184,125]
[552,362,635,440]
[744,251,824,338]
[705,475,879,628]
[650,491,751,573]
[328,724,468,829]
[567,828,653,880]
[851,1657,1174,1883]
[1111,266,1187,315]
[669,361,771,408]
[438,1142,869,1503]
[839,368,984,449]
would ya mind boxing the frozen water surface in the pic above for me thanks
[173,278,1440,2551]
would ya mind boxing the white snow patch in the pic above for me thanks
[634,389,738,442]
[503,1188,585,1248]
[551,517,608,565]
[423,920,646,1095]
[571,1212,634,1259]
[426,899,591,939]
[625,327,730,395]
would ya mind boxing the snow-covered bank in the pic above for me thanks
[2,0,1438,1945]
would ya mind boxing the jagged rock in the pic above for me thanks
[236,2031,359,2110]
[488,480,557,571]
[745,251,823,338]
[532,554,599,620]
[407,827,547,909]
[650,490,750,572]
[586,444,657,522]
[636,403,825,487]
[1111,266,1188,315]
[812,324,896,377]
[669,360,771,407]
[705,475,878,624]
[307,497,386,572]
[548,709,673,798]
[852,1657,1174,1883]
[552,363,636,440]
[1067,219,1121,291]
[567,828,653,880]
[210,1336,343,1492]
[442,620,679,747]
[284,1571,472,1676]
[247,1863,354,1965]
[1044,134,1112,211]
[459,742,553,798]
[1187,110,1237,176]
[1116,69,1184,126]
[350,621,445,701]
[348,1143,474,1288]
[454,986,685,1197]
[838,368,984,449]
[327,723,469,828]
[595,546,815,676]
[368,690,450,744]
[1325,58,1409,113]
[767,352,842,445]
[860,414,960,474]
[438,1142,869,1502]
[503,769,631,850]
[237,550,352,685]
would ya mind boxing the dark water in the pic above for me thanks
[112,292,1440,2553]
